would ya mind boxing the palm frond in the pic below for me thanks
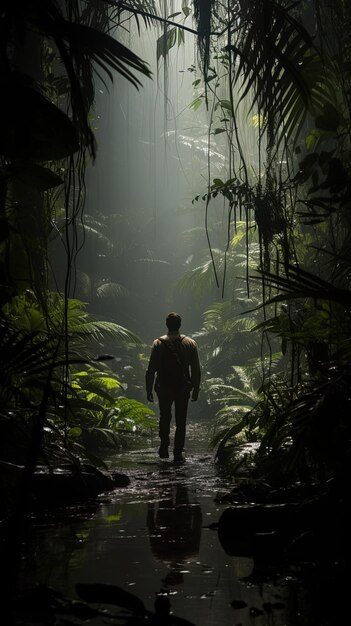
[252,264,351,310]
[3,0,152,153]
[69,319,141,345]
[96,282,129,299]
[66,21,151,88]
[231,1,334,145]
[176,259,219,299]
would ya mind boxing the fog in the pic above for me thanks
[80,6,262,344]
[82,19,200,340]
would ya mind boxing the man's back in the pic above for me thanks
[146,334,200,392]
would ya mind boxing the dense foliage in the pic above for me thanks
[183,0,351,487]
[0,4,350,621]
[0,0,158,483]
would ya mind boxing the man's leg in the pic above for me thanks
[156,389,174,458]
[173,390,190,461]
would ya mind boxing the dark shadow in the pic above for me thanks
[146,484,202,586]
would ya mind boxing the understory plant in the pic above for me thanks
[0,289,155,469]
[0,1,157,478]
[180,0,351,487]
[69,368,156,457]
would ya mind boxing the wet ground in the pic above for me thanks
[19,422,314,625]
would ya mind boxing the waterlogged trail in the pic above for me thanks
[20,422,296,626]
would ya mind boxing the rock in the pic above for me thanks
[0,459,131,509]
[217,504,293,558]
[217,497,337,562]
[218,503,293,534]
[32,468,111,503]
[230,600,247,609]
[111,471,131,487]
[30,465,130,506]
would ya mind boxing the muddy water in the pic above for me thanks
[20,423,299,625]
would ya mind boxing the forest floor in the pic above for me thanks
[13,419,347,625]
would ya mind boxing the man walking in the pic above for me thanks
[146,313,201,463]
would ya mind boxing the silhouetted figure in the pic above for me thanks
[146,313,201,463]
[147,484,202,586]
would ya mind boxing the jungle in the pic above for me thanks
[0,1,350,625]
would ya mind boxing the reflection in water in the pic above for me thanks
[147,484,202,587]
[18,444,312,626]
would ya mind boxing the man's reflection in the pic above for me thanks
[147,484,202,585]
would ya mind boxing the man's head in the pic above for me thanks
[166,312,181,332]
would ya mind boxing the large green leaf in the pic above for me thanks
[0,73,79,160]
[157,27,177,62]
[65,21,152,89]
[5,163,63,191]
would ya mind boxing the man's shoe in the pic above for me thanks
[159,445,169,459]
[173,453,185,465]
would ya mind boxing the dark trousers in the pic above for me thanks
[156,386,190,454]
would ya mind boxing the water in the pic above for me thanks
[19,422,304,625]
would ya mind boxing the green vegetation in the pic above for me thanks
[182,0,351,489]
[0,0,350,523]
[0,1,157,482]
[0,4,350,623]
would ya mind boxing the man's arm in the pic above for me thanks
[190,344,201,401]
[145,342,158,402]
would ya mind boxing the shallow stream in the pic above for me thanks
[20,422,307,625]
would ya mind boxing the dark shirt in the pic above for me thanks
[146,332,201,395]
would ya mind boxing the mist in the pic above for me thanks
[83,21,208,341]
[1,3,349,625]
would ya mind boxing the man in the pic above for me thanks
[146,312,201,463]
